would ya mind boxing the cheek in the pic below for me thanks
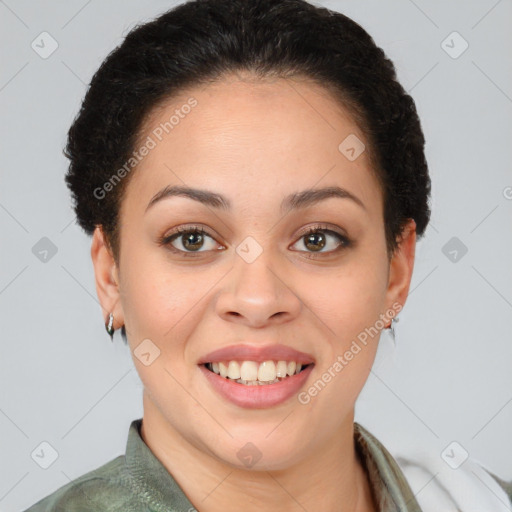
[298,265,388,421]
[120,247,204,339]
[119,257,207,408]
[301,248,389,394]
[313,257,388,337]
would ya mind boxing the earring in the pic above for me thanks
[388,317,399,346]
[105,312,115,341]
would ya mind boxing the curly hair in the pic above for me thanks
[64,0,431,341]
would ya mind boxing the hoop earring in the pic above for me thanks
[388,317,399,346]
[105,312,115,342]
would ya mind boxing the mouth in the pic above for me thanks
[203,360,312,386]
[198,344,315,408]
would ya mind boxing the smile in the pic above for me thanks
[198,343,315,408]
[205,360,310,385]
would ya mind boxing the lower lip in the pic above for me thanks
[199,364,314,409]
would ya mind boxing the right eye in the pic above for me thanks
[159,225,224,256]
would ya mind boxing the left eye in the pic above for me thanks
[290,228,350,254]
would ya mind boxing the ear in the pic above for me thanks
[384,219,416,320]
[90,226,124,330]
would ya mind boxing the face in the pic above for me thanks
[92,73,415,470]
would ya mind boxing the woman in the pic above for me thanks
[24,0,511,510]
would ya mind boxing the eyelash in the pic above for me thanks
[158,224,352,259]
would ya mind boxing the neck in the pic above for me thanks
[140,393,376,512]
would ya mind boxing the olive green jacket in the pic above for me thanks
[24,419,511,511]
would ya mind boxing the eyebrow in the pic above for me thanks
[145,184,366,213]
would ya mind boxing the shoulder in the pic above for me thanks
[482,469,512,506]
[22,455,145,512]
[395,450,512,511]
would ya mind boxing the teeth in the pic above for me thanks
[207,359,307,384]
[219,361,228,378]
[240,361,259,381]
[235,378,280,385]
[276,360,287,378]
[227,361,241,379]
[258,361,276,382]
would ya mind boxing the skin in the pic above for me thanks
[91,72,416,512]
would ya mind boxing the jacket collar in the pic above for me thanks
[354,422,422,511]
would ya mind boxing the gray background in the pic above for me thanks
[1,0,511,510]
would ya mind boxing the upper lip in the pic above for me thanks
[198,344,315,365]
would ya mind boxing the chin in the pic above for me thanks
[202,427,311,472]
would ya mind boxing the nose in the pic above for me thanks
[215,249,302,329]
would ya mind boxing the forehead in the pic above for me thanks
[124,75,382,217]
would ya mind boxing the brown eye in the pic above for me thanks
[291,226,352,256]
[160,226,222,255]
[304,231,327,252]
[176,230,206,251]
